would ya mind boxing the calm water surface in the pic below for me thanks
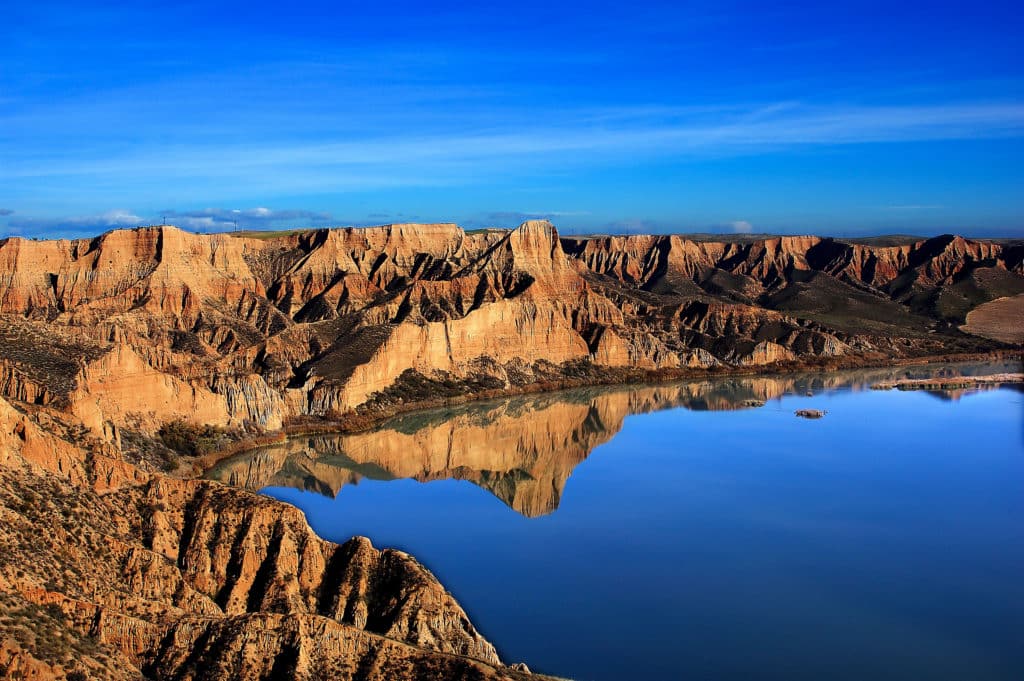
[210,363,1024,681]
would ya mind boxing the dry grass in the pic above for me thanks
[961,294,1024,344]
[0,317,106,399]
[227,228,316,240]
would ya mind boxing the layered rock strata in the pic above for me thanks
[0,395,542,680]
[0,218,1020,679]
[0,222,1019,445]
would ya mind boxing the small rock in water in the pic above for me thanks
[795,408,826,419]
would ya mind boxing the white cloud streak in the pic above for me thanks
[3,102,1023,191]
[4,206,339,238]
[4,209,147,239]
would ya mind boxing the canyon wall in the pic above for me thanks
[0,222,1019,446]
[0,220,1020,679]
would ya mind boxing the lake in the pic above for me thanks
[208,362,1024,681]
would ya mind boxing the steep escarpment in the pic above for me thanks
[0,219,1020,679]
[0,222,1018,450]
[565,232,1023,339]
[0,395,542,680]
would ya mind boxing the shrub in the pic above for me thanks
[157,420,232,457]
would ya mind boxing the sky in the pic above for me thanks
[1,0,1023,238]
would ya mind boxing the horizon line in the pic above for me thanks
[1,221,1018,244]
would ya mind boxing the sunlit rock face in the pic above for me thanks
[208,362,1020,517]
[0,393,550,680]
[0,214,1018,680]
[0,222,1020,443]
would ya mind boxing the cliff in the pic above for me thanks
[0,395,543,680]
[0,222,1019,445]
[0,219,1021,679]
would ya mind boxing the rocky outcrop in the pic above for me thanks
[141,612,531,681]
[2,220,1017,680]
[1,217,1018,680]
[68,343,233,436]
[566,232,1019,293]
[0,394,545,679]
[0,222,1018,445]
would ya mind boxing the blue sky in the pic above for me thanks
[2,0,1023,238]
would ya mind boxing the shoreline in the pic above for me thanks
[188,349,1023,475]
[871,372,1024,391]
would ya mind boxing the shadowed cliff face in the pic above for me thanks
[0,222,1019,444]
[208,362,1019,517]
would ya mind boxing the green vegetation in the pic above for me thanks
[360,369,506,412]
[464,227,507,235]
[119,427,181,471]
[227,228,315,240]
[838,234,926,247]
[157,419,236,458]
[0,593,106,677]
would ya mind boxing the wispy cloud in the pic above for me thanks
[880,204,945,211]
[589,218,671,235]
[2,206,341,238]
[468,210,591,228]
[730,220,754,233]
[4,102,1023,195]
[5,209,146,239]
[5,1,1023,236]
[157,207,336,231]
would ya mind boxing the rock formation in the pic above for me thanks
[0,394,545,680]
[0,219,1021,679]
[0,222,1019,445]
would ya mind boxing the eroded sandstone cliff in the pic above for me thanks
[0,220,1021,679]
[0,222,1019,449]
[0,395,543,680]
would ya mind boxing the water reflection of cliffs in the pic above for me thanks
[206,361,1019,517]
